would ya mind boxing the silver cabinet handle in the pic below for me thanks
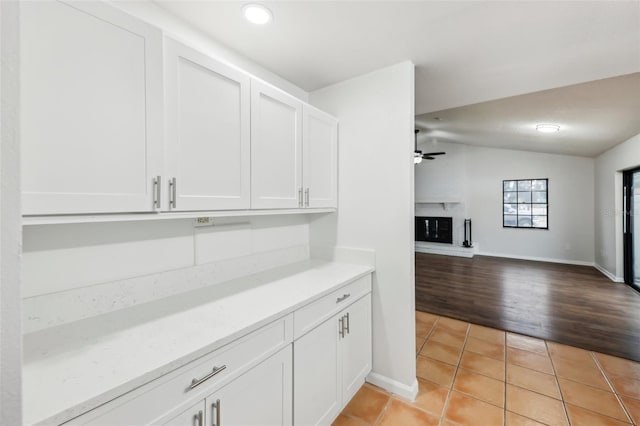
[153,176,161,209]
[345,312,350,334]
[187,365,227,391]
[212,399,221,426]
[194,410,203,426]
[304,188,309,207]
[298,188,303,207]
[336,293,351,304]
[339,316,344,338]
[169,177,177,209]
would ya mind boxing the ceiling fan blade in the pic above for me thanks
[423,152,446,156]
[423,156,436,160]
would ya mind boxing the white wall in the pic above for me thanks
[595,132,640,279]
[309,61,418,399]
[114,0,309,102]
[22,216,310,332]
[0,1,22,424]
[416,141,595,264]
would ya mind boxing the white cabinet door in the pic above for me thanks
[302,105,338,208]
[165,39,250,211]
[293,316,341,426]
[341,294,373,404]
[251,80,303,209]
[162,401,206,426]
[205,346,292,426]
[20,1,163,215]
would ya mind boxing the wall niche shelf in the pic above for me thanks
[415,199,462,210]
[22,208,336,226]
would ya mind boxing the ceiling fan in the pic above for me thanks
[414,129,446,164]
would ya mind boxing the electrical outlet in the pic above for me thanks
[193,217,214,228]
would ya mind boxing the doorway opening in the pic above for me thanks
[623,167,640,292]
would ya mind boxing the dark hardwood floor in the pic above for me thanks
[415,253,640,361]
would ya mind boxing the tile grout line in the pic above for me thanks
[371,395,393,426]
[589,350,636,425]
[437,322,470,426]
[544,337,573,425]
[545,340,634,425]
[503,331,507,426]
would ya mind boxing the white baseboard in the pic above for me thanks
[366,372,419,401]
[594,263,625,283]
[477,251,595,267]
[415,242,477,258]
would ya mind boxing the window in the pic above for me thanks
[503,179,548,229]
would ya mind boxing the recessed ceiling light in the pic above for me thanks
[536,124,560,133]
[243,4,272,25]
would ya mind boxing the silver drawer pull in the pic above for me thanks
[188,365,227,391]
[336,293,351,303]
[346,312,350,334]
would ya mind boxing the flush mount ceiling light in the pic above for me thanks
[243,4,272,25]
[536,124,560,133]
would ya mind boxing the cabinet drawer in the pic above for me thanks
[294,274,371,339]
[66,315,293,425]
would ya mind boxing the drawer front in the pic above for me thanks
[66,315,293,425]
[294,274,371,340]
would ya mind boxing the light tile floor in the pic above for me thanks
[333,311,640,426]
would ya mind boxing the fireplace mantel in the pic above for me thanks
[415,199,461,210]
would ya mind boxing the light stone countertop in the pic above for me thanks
[22,260,374,425]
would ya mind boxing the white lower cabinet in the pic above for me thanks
[293,316,341,426]
[294,293,372,426]
[162,401,206,426]
[163,346,292,426]
[62,276,372,426]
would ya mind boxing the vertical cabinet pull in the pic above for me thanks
[153,176,161,209]
[345,312,350,334]
[298,188,303,207]
[169,177,177,209]
[194,410,203,426]
[304,188,310,207]
[339,316,344,338]
[211,399,221,426]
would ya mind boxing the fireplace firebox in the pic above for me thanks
[415,216,453,244]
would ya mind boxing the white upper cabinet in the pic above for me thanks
[250,80,303,209]
[20,1,163,215]
[303,105,338,208]
[165,38,251,211]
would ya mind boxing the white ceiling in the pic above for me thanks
[156,1,640,114]
[153,1,640,157]
[415,72,640,157]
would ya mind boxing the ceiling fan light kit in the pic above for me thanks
[414,129,446,164]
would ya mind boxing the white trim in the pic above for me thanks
[594,263,625,283]
[366,372,419,401]
[415,242,476,258]
[477,251,594,267]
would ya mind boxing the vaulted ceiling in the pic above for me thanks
[416,72,640,157]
